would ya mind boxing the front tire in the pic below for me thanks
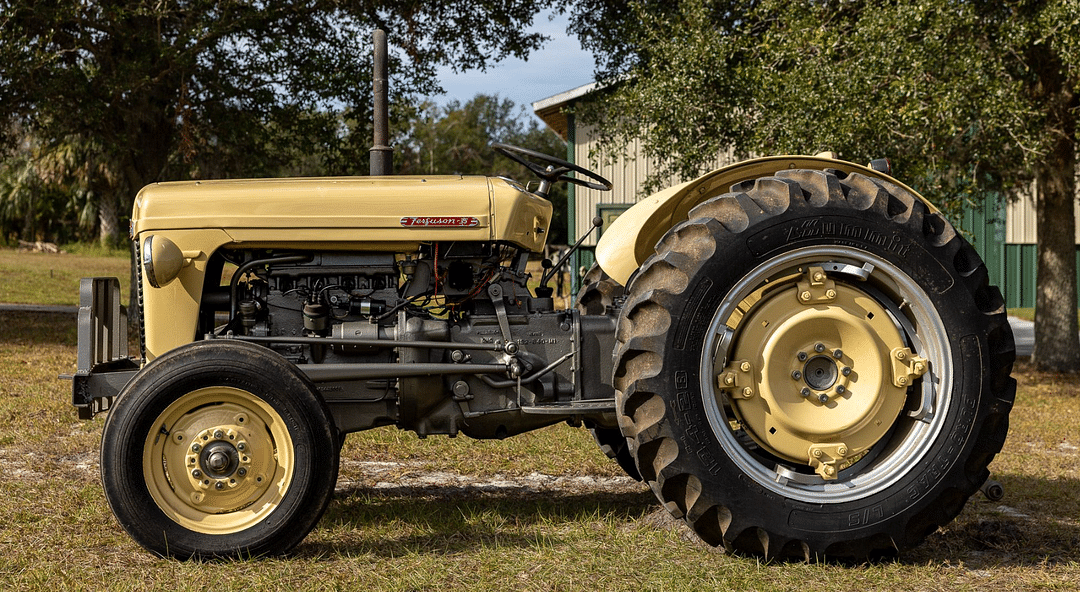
[615,169,1015,560]
[101,340,339,559]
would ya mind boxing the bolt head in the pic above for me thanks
[825,289,836,299]
[797,352,808,362]
[812,449,823,458]
[825,466,835,476]
[838,446,848,456]
[815,343,825,353]
[237,442,246,451]
[897,350,907,360]
[800,291,812,301]
[238,467,247,477]
[215,481,225,490]
[813,272,825,282]
[818,394,830,403]
[213,430,224,439]
[740,361,751,372]
[192,469,202,478]
[842,366,852,376]
[836,385,846,394]
[191,443,201,453]
[833,349,843,359]
[800,387,811,397]
[742,387,753,397]
[898,376,908,385]
[791,370,802,380]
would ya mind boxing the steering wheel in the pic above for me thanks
[492,142,613,192]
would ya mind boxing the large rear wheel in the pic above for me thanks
[101,340,339,559]
[614,169,1015,560]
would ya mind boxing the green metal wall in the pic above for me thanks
[956,195,1080,311]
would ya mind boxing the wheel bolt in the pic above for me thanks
[791,370,802,380]
[238,467,247,477]
[800,387,811,397]
[818,394,829,403]
[237,442,246,452]
[192,469,202,478]
[214,430,223,439]
[191,443,201,453]
[215,481,224,490]
[797,352,808,362]
[833,349,843,359]
[814,343,825,353]
[842,367,852,376]
[836,385,846,394]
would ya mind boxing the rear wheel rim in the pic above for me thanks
[142,386,295,534]
[700,245,952,504]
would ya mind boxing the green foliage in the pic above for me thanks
[0,0,557,243]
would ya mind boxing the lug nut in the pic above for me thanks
[797,352,808,362]
[814,343,825,353]
[800,387,811,397]
[800,291,812,301]
[215,481,224,490]
[842,366,852,376]
[740,361,751,372]
[833,349,843,359]
[214,430,223,439]
[237,442,246,452]
[742,387,754,397]
[818,394,830,403]
[836,385,846,394]
[791,370,802,380]
[238,468,247,477]
[191,443,201,453]
[192,469,202,478]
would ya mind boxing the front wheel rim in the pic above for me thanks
[700,246,952,504]
[142,386,295,534]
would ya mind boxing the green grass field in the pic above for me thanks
[2,250,1079,590]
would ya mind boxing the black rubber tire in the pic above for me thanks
[576,265,641,481]
[614,169,1015,560]
[101,340,339,559]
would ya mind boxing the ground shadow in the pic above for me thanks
[299,483,658,558]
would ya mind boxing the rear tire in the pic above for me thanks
[614,169,1015,560]
[101,340,339,559]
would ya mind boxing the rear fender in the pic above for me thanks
[594,155,938,286]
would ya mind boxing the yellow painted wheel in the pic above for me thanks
[614,169,1015,559]
[142,386,294,534]
[101,340,338,559]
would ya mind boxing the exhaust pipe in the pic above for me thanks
[370,29,392,176]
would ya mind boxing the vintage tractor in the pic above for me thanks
[70,138,1015,560]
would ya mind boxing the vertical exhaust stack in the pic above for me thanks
[370,29,392,176]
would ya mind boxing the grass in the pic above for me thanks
[0,247,130,306]
[3,250,1080,590]
[4,316,1080,590]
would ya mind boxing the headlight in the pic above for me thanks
[142,235,185,288]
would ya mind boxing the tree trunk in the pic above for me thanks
[97,192,120,246]
[1032,109,1079,372]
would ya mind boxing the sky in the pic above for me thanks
[430,10,596,129]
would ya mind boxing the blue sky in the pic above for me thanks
[431,10,596,127]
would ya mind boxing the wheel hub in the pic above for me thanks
[715,267,912,479]
[143,386,294,534]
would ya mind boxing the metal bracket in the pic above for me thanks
[890,347,927,388]
[717,360,756,399]
[807,442,852,480]
[797,266,837,305]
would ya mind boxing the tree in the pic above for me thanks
[397,94,570,244]
[0,0,556,245]
[565,0,1080,372]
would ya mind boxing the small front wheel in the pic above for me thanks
[101,340,338,559]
